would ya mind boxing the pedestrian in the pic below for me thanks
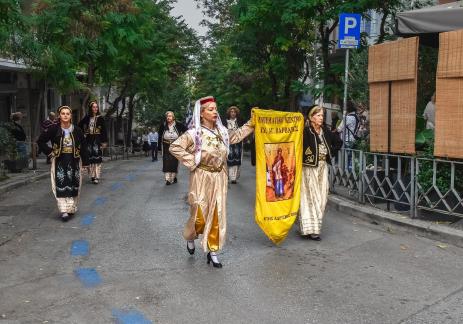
[225,106,244,184]
[37,105,89,222]
[8,112,27,160]
[41,112,57,164]
[356,103,369,139]
[78,101,108,184]
[169,96,253,268]
[41,111,57,131]
[147,128,159,162]
[158,111,187,185]
[299,105,339,241]
[142,131,150,157]
[336,101,359,171]
[423,92,435,130]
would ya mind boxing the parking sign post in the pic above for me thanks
[338,13,361,169]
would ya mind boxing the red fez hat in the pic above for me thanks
[199,96,216,106]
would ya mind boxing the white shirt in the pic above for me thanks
[423,101,435,129]
[148,131,158,144]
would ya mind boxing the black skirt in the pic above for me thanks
[86,134,103,164]
[162,142,179,173]
[54,153,80,198]
[227,142,243,166]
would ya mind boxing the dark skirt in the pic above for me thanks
[142,141,150,152]
[162,142,179,173]
[54,153,80,198]
[227,142,243,166]
[86,135,103,164]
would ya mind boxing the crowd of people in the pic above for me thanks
[0,96,376,268]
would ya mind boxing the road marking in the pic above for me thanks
[71,240,89,256]
[111,182,124,191]
[112,309,152,324]
[94,196,107,206]
[80,213,96,226]
[126,174,136,181]
[74,268,102,287]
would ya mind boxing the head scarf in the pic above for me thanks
[187,96,229,166]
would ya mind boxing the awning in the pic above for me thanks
[397,2,463,35]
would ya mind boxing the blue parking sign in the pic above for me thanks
[339,13,361,49]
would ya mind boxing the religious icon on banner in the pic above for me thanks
[264,142,295,202]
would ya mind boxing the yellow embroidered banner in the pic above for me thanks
[252,108,304,244]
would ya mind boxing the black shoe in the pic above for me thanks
[231,180,237,184]
[166,181,171,185]
[207,252,222,268]
[187,242,195,255]
[91,177,95,183]
[60,213,71,222]
[174,177,177,183]
[308,234,321,241]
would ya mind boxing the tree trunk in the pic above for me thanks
[377,10,389,44]
[269,70,278,104]
[289,91,298,112]
[125,94,135,151]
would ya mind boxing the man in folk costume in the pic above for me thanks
[158,111,187,185]
[37,106,89,222]
[170,96,253,268]
[225,106,244,184]
[78,101,108,184]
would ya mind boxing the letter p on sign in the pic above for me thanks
[344,17,357,34]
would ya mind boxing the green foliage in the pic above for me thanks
[0,0,24,57]
[0,123,18,160]
[417,140,463,197]
[2,0,198,134]
[348,48,369,106]
[136,78,191,127]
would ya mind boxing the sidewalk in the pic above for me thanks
[0,158,50,196]
[329,194,463,248]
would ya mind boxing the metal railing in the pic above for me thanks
[330,148,463,219]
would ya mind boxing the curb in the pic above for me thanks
[328,195,463,248]
[0,171,50,196]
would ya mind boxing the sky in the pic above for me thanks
[170,0,208,36]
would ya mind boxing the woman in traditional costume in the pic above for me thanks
[225,106,244,184]
[78,101,107,184]
[170,96,253,268]
[37,106,89,222]
[299,105,338,241]
[158,111,187,185]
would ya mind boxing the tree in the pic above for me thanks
[0,0,24,57]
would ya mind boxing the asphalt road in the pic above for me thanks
[1,156,463,324]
